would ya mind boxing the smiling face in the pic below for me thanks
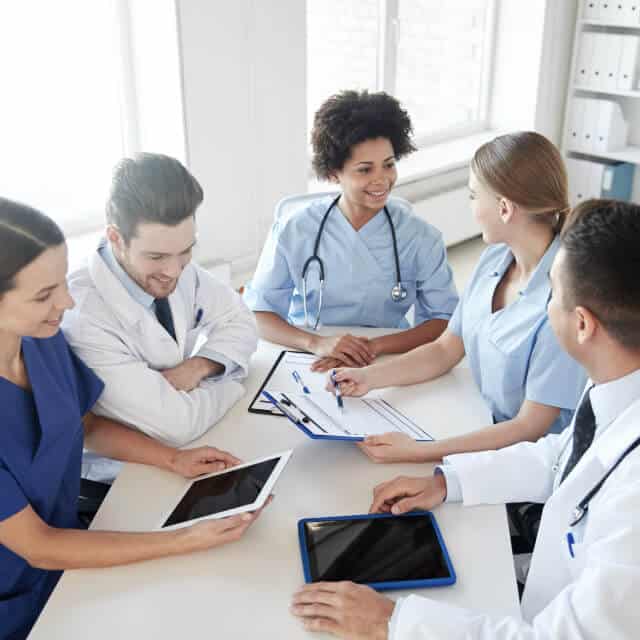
[108,217,196,299]
[0,243,74,338]
[332,138,398,215]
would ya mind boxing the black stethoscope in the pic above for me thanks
[301,194,407,329]
[569,435,640,527]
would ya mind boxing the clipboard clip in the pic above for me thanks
[261,391,328,434]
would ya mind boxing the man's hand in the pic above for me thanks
[169,446,241,478]
[161,357,224,391]
[291,581,394,639]
[369,474,447,515]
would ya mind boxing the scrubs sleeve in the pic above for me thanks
[447,299,464,337]
[413,227,458,325]
[66,343,105,416]
[525,320,586,411]
[0,464,29,522]
[242,220,295,319]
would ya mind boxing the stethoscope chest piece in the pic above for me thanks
[391,283,408,302]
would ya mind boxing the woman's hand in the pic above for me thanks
[369,474,447,515]
[327,367,372,397]
[310,334,375,368]
[169,446,241,478]
[291,581,394,639]
[357,432,429,464]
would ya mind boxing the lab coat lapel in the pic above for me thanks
[88,247,182,363]
[522,397,640,619]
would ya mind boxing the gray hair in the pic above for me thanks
[106,153,204,243]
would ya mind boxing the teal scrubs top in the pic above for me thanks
[449,236,586,433]
[243,195,459,328]
[0,331,103,640]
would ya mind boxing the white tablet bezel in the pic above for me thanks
[156,450,292,531]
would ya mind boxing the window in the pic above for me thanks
[306,0,495,146]
[0,1,132,233]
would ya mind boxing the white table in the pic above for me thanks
[30,332,519,639]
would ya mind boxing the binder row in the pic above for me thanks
[567,158,635,206]
[575,32,640,91]
[567,98,628,153]
[583,0,640,24]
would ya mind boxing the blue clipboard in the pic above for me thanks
[261,390,365,441]
[298,512,456,591]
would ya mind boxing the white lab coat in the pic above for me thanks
[63,247,257,474]
[391,396,640,639]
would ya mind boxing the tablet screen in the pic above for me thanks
[302,515,452,583]
[162,457,279,528]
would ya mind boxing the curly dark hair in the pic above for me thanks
[311,90,416,180]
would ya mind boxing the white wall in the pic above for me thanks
[172,0,577,282]
[175,0,308,272]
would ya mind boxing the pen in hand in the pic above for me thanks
[331,370,344,412]
[292,370,310,395]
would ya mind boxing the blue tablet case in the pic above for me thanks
[298,511,456,591]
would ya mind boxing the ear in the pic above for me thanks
[105,225,125,253]
[575,305,598,345]
[327,172,340,185]
[498,197,517,225]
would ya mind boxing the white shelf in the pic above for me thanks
[567,145,640,164]
[573,86,640,97]
[581,19,640,29]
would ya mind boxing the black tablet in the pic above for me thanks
[298,512,456,590]
[157,451,291,530]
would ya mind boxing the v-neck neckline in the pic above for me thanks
[0,339,33,395]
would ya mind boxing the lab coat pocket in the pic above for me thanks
[565,520,588,576]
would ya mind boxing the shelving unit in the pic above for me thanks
[562,1,640,202]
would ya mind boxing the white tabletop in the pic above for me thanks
[30,332,519,639]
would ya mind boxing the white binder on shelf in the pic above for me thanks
[588,160,606,198]
[622,2,640,25]
[583,0,599,19]
[589,33,608,89]
[594,100,628,151]
[603,35,623,91]
[582,99,601,151]
[617,34,640,90]
[598,0,616,22]
[575,32,596,87]
[567,98,588,150]
[567,158,591,206]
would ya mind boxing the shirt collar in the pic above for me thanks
[590,367,640,431]
[98,241,155,309]
[487,235,560,299]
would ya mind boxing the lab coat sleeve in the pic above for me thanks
[190,265,258,379]
[64,321,246,447]
[242,220,295,319]
[525,320,586,411]
[390,459,640,640]
[444,431,568,505]
[413,226,459,325]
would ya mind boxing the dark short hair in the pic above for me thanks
[106,153,204,243]
[311,90,416,180]
[0,198,65,295]
[561,199,640,350]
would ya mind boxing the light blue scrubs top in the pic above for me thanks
[243,195,459,328]
[449,236,586,433]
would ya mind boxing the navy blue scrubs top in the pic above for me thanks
[0,331,104,640]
